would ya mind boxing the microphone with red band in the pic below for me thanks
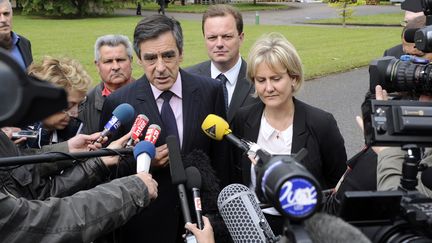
[144,124,161,144]
[133,124,161,173]
[95,103,135,144]
[186,166,204,230]
[126,114,149,147]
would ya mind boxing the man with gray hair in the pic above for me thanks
[79,34,135,134]
[0,0,32,69]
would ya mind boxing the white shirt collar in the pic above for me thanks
[210,56,242,86]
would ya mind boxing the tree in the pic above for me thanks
[329,0,363,27]
[21,0,149,17]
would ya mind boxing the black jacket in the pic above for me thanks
[232,98,347,190]
[186,59,258,123]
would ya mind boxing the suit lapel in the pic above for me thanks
[291,98,308,154]
[227,60,252,123]
[180,70,199,153]
[135,75,164,136]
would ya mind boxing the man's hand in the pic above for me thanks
[67,132,106,152]
[101,132,131,167]
[152,144,169,168]
[136,172,158,200]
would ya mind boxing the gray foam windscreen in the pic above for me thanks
[217,183,276,243]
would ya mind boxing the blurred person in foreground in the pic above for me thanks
[232,32,347,234]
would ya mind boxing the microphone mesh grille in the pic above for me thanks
[217,184,272,242]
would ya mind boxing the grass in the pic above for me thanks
[13,14,401,86]
[126,2,291,13]
[306,12,405,25]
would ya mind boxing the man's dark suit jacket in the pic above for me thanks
[231,98,347,190]
[186,59,258,123]
[99,69,228,243]
[16,33,33,68]
[383,44,404,59]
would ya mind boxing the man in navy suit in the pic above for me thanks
[0,0,32,69]
[187,4,257,123]
[99,14,228,243]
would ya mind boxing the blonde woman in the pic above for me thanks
[232,33,347,234]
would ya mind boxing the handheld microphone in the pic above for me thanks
[144,124,161,144]
[133,141,156,173]
[166,135,192,223]
[126,114,149,147]
[217,183,278,243]
[201,114,249,151]
[96,103,135,143]
[185,166,204,230]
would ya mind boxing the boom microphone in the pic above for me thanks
[304,213,370,243]
[126,114,149,147]
[133,141,156,173]
[201,114,249,151]
[96,103,135,143]
[186,166,204,230]
[218,183,278,243]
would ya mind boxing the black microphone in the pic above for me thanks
[166,135,192,224]
[421,166,432,191]
[185,166,204,230]
[218,183,278,243]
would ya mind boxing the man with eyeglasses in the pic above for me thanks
[99,14,228,243]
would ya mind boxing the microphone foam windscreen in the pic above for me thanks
[201,114,229,141]
[421,167,432,191]
[218,184,275,242]
[185,166,201,190]
[112,103,135,124]
[133,141,156,159]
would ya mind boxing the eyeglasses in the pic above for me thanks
[62,97,87,117]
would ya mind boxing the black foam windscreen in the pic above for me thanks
[185,166,201,190]
[167,135,186,185]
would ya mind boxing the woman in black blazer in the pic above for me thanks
[231,33,347,234]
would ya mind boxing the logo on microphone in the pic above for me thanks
[105,116,120,132]
[204,125,217,139]
[279,178,317,218]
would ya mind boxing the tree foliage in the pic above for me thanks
[329,0,364,27]
[21,0,149,17]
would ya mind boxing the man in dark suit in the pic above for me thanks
[187,4,257,123]
[99,14,228,243]
[0,0,32,69]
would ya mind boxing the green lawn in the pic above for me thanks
[306,12,405,25]
[13,14,401,86]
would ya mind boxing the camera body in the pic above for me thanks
[361,99,432,146]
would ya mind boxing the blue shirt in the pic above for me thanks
[9,32,26,70]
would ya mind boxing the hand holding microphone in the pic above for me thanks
[95,103,135,144]
[133,124,161,173]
